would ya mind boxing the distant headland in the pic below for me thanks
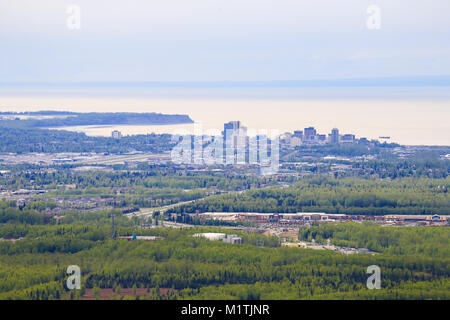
[0,111,194,127]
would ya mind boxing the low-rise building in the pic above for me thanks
[223,234,242,244]
[193,232,227,241]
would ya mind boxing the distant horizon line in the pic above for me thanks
[2,75,450,88]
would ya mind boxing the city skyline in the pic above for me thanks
[0,0,448,305]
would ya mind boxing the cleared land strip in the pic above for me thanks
[125,199,199,218]
[125,184,282,219]
[78,153,170,165]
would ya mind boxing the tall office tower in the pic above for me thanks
[223,121,245,164]
[293,130,303,140]
[236,125,248,164]
[111,130,122,140]
[224,121,240,133]
[330,128,340,144]
[340,134,356,144]
[304,127,316,141]
[223,121,241,147]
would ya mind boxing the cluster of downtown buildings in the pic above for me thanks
[171,121,279,169]
[280,127,362,147]
[169,121,371,168]
[222,121,363,148]
[112,121,364,148]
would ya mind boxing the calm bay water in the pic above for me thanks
[0,86,449,145]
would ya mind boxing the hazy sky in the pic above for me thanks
[1,0,450,83]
